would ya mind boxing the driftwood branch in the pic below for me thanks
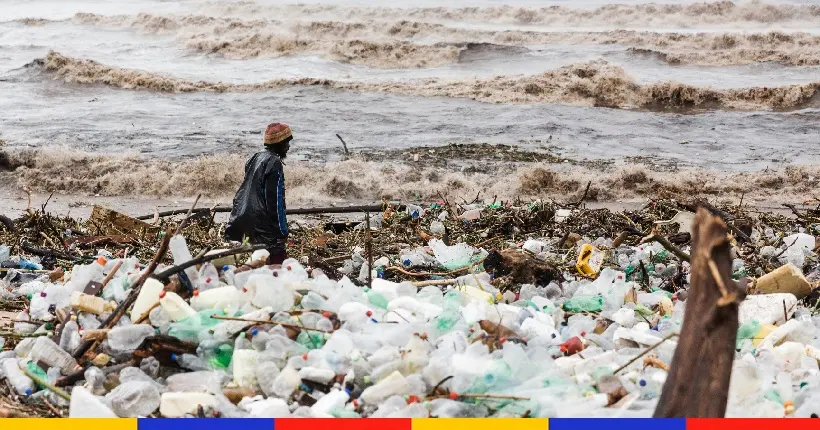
[135,203,405,220]
[151,244,266,281]
[654,207,745,418]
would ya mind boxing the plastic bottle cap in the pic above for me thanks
[352,400,359,407]
[322,311,331,318]
[242,287,247,293]
[365,310,373,317]
[193,289,199,296]
[159,291,166,298]
[40,291,47,297]
[580,331,586,337]
[468,328,474,333]
[639,379,647,387]
[25,388,32,396]
[449,392,458,400]
[407,395,420,404]
[273,272,279,277]
[213,411,220,418]
[302,353,308,360]
[205,277,212,283]
[287,266,292,271]
[551,333,557,339]
[171,353,178,361]
[499,337,507,343]
[97,256,107,265]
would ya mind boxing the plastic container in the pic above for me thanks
[170,235,200,287]
[190,286,243,311]
[106,380,161,417]
[160,392,218,417]
[576,244,605,276]
[69,386,117,417]
[160,291,198,322]
[130,278,165,323]
[29,336,79,374]
[71,291,116,315]
[1,358,34,395]
[232,349,260,389]
[107,325,156,353]
[359,370,412,404]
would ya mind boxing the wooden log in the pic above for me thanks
[135,203,406,220]
[654,207,745,418]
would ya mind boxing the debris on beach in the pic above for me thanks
[1,198,819,418]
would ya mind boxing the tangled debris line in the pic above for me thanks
[0,198,819,418]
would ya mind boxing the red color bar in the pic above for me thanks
[275,418,412,430]
[688,418,818,430]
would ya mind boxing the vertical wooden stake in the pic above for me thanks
[654,208,745,417]
[365,212,373,290]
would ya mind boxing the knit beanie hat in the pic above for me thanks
[264,123,292,145]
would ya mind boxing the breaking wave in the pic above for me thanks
[196,1,820,28]
[59,12,820,67]
[2,147,818,205]
[29,52,820,111]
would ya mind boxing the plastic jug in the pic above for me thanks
[160,291,198,322]
[131,278,165,323]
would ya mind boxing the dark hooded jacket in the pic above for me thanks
[225,147,288,252]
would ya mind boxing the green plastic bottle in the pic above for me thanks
[367,290,389,309]
[563,295,603,313]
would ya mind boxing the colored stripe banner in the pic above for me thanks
[1,418,817,429]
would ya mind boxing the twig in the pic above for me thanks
[42,397,62,417]
[174,194,202,235]
[135,302,161,325]
[366,212,373,290]
[152,244,265,281]
[100,260,123,289]
[210,315,333,334]
[19,363,71,401]
[613,332,678,375]
[413,279,459,288]
[429,375,454,396]
[335,134,351,158]
[642,233,691,263]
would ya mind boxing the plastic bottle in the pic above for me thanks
[67,259,105,292]
[107,325,155,353]
[359,370,412,405]
[190,286,242,311]
[248,274,294,312]
[563,295,603,313]
[160,291,198,322]
[0,244,10,261]
[106,380,161,417]
[312,389,350,415]
[29,336,79,374]
[69,386,118,418]
[167,309,225,344]
[233,349,260,389]
[197,339,233,370]
[2,358,34,395]
[160,392,218,417]
[59,319,81,353]
[71,291,115,315]
[170,234,200,288]
[130,278,165,323]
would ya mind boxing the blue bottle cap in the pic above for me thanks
[25,388,32,396]
[222,265,229,272]
[251,329,259,336]
[171,353,178,361]
[639,379,647,387]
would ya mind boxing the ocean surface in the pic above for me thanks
[1,0,819,202]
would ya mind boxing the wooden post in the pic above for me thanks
[654,208,745,417]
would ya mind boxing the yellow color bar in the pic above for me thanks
[2,419,138,430]
[413,418,548,430]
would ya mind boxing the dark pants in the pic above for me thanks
[267,249,287,265]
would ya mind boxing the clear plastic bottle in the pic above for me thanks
[106,380,161,417]
[69,386,117,418]
[170,234,200,288]
[29,336,79,374]
[59,319,81,353]
[107,325,155,353]
[1,358,34,395]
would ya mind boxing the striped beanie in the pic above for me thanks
[264,123,292,145]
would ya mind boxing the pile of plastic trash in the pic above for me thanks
[1,214,819,419]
